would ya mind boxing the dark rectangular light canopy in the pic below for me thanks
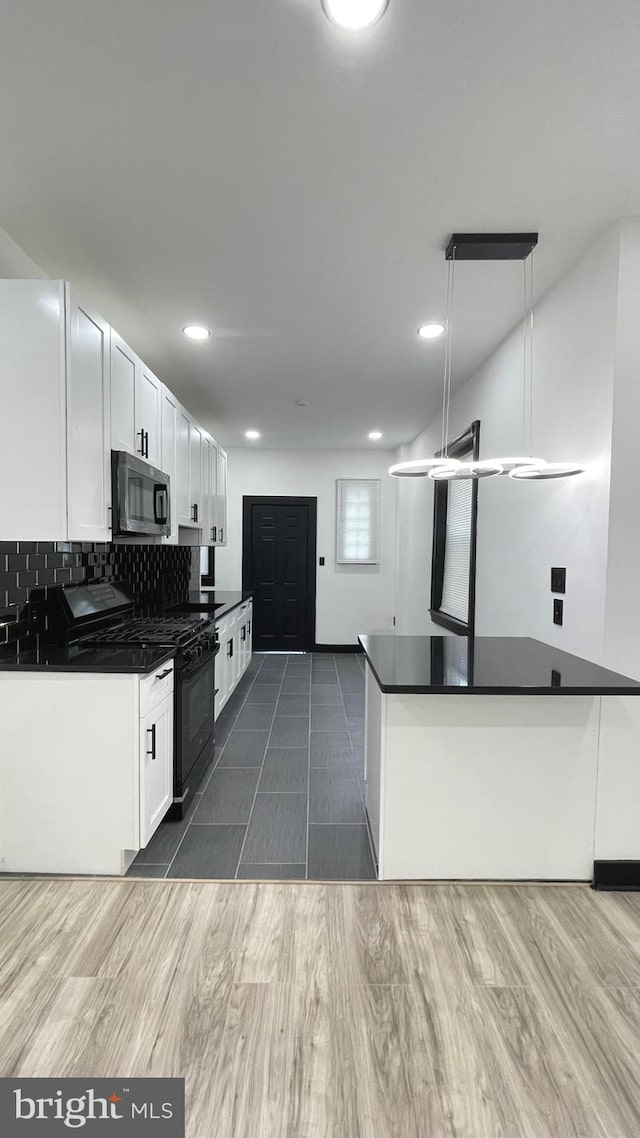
[445,232,539,261]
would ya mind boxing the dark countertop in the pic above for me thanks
[0,643,177,675]
[358,635,640,696]
[174,590,253,622]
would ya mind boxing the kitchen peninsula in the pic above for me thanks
[359,635,640,882]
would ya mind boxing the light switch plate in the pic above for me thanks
[551,567,566,594]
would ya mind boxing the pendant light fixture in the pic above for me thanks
[389,233,585,482]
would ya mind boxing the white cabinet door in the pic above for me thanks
[138,364,162,467]
[216,447,228,545]
[0,280,67,540]
[190,421,204,530]
[110,332,139,456]
[139,692,173,848]
[161,386,179,544]
[202,435,219,545]
[214,642,226,720]
[66,289,111,541]
[176,404,193,527]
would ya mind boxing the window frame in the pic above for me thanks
[335,478,382,566]
[429,420,480,636]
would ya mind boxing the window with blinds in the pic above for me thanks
[430,421,480,635]
[335,479,381,565]
[440,477,473,624]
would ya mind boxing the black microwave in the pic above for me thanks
[111,451,171,537]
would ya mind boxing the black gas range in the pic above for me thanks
[48,582,219,817]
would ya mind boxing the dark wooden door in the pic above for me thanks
[243,498,316,652]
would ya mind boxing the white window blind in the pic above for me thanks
[440,476,472,623]
[336,479,381,565]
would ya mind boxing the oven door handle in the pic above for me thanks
[181,647,218,677]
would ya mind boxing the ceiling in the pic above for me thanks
[1,0,639,449]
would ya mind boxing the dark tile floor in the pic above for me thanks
[128,651,376,881]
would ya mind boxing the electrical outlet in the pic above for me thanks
[553,598,564,626]
[319,556,325,566]
[392,616,396,627]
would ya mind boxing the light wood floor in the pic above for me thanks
[0,879,638,1137]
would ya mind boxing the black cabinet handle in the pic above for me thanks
[219,526,224,542]
[146,723,156,761]
[155,668,172,680]
[191,503,198,524]
[241,626,246,641]
[145,430,150,459]
[137,429,145,456]
[211,525,217,542]
[227,639,233,658]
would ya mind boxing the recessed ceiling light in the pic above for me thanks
[368,431,383,440]
[417,323,445,340]
[182,324,211,341]
[245,430,261,440]
[321,0,390,31]
[294,399,310,407]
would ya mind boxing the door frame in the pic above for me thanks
[242,495,318,651]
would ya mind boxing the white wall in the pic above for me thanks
[394,223,621,665]
[215,448,395,644]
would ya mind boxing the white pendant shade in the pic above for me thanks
[430,459,504,481]
[489,456,544,473]
[388,457,460,478]
[509,461,586,480]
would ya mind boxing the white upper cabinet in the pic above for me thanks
[190,421,204,529]
[203,435,218,544]
[160,386,179,544]
[176,404,193,527]
[110,332,138,456]
[138,363,162,467]
[66,288,111,541]
[0,279,228,545]
[110,336,162,467]
[0,280,111,542]
[216,446,228,545]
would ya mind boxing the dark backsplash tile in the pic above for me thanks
[0,541,205,645]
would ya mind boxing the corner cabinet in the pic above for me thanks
[215,600,252,719]
[0,665,175,875]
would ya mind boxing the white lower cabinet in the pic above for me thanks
[215,601,253,719]
[139,691,173,848]
[0,667,174,875]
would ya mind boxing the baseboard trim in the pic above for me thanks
[593,860,640,891]
[312,643,363,653]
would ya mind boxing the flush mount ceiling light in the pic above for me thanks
[321,0,390,30]
[391,232,585,482]
[294,399,310,407]
[182,324,211,341]
[417,322,445,340]
[245,429,261,440]
[368,430,383,440]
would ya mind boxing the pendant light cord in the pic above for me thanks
[522,250,535,456]
[441,246,456,457]
[528,251,534,456]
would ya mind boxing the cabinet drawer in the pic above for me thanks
[140,659,175,717]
